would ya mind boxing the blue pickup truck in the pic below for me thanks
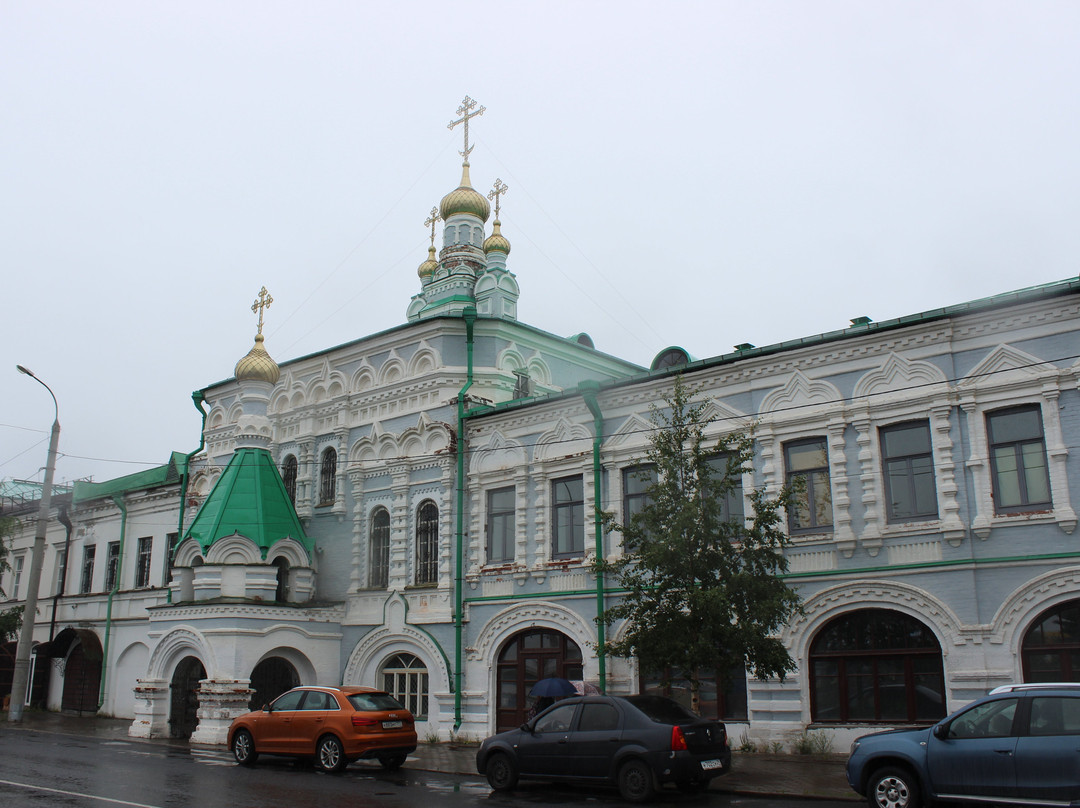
[846,683,1080,808]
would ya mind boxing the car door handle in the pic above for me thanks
[993,749,1013,755]
[557,737,569,744]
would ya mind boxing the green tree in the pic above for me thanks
[596,375,802,714]
[0,515,24,642]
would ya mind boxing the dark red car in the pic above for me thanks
[228,685,417,772]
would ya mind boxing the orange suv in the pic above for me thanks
[228,685,417,772]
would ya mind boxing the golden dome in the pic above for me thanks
[439,162,490,222]
[483,220,511,255]
[417,245,439,279]
[235,334,280,384]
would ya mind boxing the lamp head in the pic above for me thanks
[16,364,33,377]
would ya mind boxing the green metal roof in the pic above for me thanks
[184,447,310,556]
[72,452,185,503]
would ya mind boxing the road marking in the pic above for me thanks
[0,777,164,808]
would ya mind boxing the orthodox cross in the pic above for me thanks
[251,286,273,336]
[447,95,485,161]
[424,206,441,246]
[488,178,509,219]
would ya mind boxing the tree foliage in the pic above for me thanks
[0,515,24,641]
[595,376,802,712]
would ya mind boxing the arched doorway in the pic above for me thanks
[1022,599,1080,682]
[169,656,206,739]
[495,629,583,731]
[50,629,104,716]
[248,657,300,710]
[809,608,946,723]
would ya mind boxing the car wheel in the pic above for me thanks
[315,734,347,773]
[868,766,921,808]
[231,729,258,766]
[378,753,407,771]
[485,751,519,792]
[618,758,656,804]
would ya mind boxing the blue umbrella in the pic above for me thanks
[530,677,578,698]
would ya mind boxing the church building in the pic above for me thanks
[3,98,1079,749]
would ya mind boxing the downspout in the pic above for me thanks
[454,306,477,731]
[166,391,208,600]
[100,494,127,710]
[49,505,73,642]
[579,381,607,691]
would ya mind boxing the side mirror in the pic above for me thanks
[520,722,533,733]
[263,704,271,712]
[932,723,949,740]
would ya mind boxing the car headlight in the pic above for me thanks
[849,740,861,756]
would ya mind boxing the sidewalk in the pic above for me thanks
[3,711,858,801]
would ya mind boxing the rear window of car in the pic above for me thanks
[624,695,700,723]
[348,692,406,711]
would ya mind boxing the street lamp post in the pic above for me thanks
[8,365,60,722]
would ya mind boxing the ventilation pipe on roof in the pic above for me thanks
[99,494,127,710]
[454,306,477,733]
[579,381,607,692]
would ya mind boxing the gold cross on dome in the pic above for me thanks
[487,178,509,219]
[447,95,485,161]
[424,206,441,246]
[251,286,273,336]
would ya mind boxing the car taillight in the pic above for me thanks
[671,726,688,751]
[352,716,378,729]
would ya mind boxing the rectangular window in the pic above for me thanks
[12,555,25,599]
[552,475,585,558]
[136,537,153,588]
[881,421,938,522]
[622,465,656,522]
[705,453,745,523]
[988,405,1052,513]
[55,547,68,594]
[487,487,516,563]
[785,438,833,533]
[105,541,120,591]
[81,546,96,594]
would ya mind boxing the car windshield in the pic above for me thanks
[348,692,405,711]
[624,694,700,723]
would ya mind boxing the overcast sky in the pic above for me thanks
[3,1,1079,487]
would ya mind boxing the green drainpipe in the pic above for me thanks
[579,381,606,691]
[100,494,127,710]
[454,306,477,731]
[166,391,208,600]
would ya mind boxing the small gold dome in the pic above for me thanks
[235,334,280,384]
[483,220,511,255]
[417,245,439,279]
[439,162,491,222]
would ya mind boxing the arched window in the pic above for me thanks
[495,629,583,731]
[415,501,438,586]
[369,507,390,588]
[809,608,946,724]
[641,664,747,721]
[381,652,428,719]
[1022,600,1080,682]
[281,455,298,504]
[319,448,336,505]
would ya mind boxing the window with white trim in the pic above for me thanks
[987,405,1052,514]
[381,652,428,719]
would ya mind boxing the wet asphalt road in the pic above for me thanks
[0,727,855,808]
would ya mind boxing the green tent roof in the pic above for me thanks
[184,447,310,556]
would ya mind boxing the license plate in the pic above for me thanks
[700,759,723,771]
[382,720,403,729]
